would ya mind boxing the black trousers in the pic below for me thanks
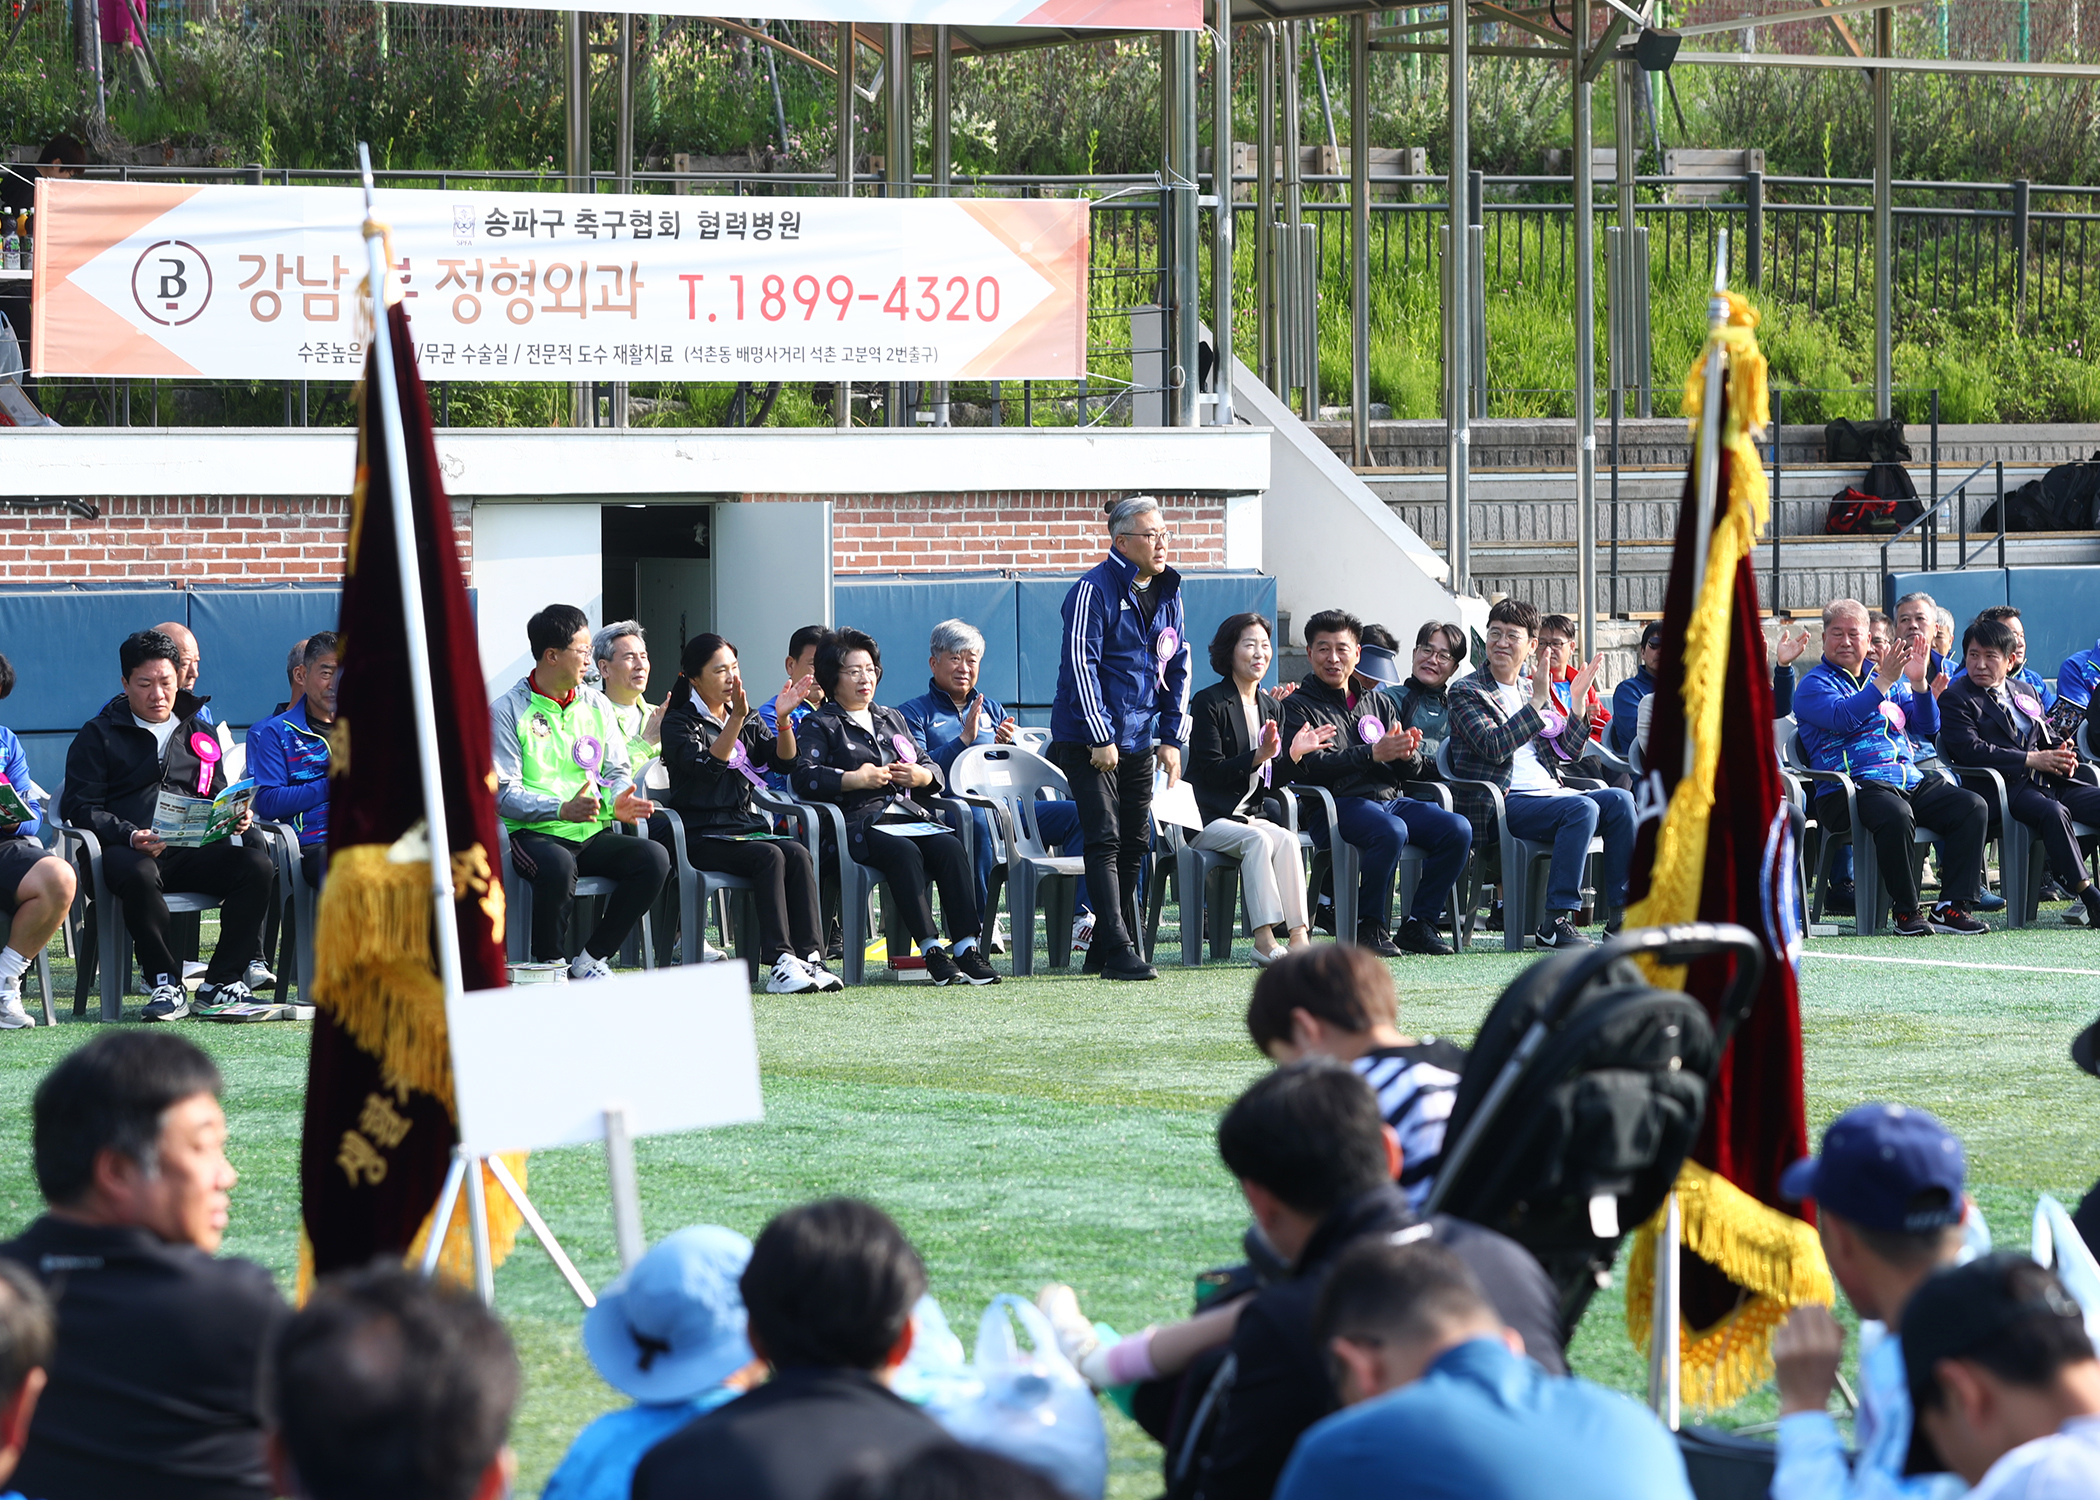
[689,834,824,963]
[1816,774,1986,916]
[848,821,978,945]
[2005,780,2100,888]
[510,827,671,963]
[103,838,275,986]
[1048,741,1153,955]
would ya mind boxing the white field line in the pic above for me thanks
[1802,951,2100,979]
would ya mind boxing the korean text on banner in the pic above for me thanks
[31,180,1090,383]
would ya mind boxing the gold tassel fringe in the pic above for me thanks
[311,844,458,1111]
[401,1153,531,1290]
[1624,291,1771,985]
[1626,1161,1834,1409]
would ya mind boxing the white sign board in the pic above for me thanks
[447,962,764,1157]
[33,180,1089,383]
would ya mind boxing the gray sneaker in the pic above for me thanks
[243,959,279,992]
[143,978,190,1022]
[1535,917,1596,950]
[0,977,33,1030]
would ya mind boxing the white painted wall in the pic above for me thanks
[471,504,603,697]
[1223,492,1264,571]
[1232,360,1457,642]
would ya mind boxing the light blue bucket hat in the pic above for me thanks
[582,1225,755,1404]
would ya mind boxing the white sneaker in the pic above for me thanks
[1071,911,1096,953]
[702,942,729,963]
[0,978,33,1030]
[801,953,845,992]
[987,914,1008,955]
[242,959,278,992]
[569,954,614,981]
[765,954,819,994]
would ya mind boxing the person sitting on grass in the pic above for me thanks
[1273,1240,1692,1500]
[544,1226,765,1500]
[492,603,669,981]
[1446,598,1628,950]
[1795,599,1990,937]
[1769,1102,1983,1500]
[61,629,275,1021]
[0,1261,52,1500]
[660,633,836,994]
[792,629,998,988]
[1246,945,1465,1211]
[632,1198,952,1500]
[1938,616,2100,930]
[268,1264,518,1500]
[0,652,76,1030]
[1188,1060,1563,1500]
[1904,1252,2100,1499]
[1186,613,1334,966]
[0,1031,286,1500]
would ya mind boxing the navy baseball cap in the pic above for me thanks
[1779,1103,1966,1233]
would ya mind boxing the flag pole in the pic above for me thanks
[357,142,466,1007]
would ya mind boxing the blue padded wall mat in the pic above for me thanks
[834,575,1020,708]
[1884,570,2007,632]
[1017,570,1277,707]
[188,587,345,731]
[0,588,184,736]
[2007,568,2100,679]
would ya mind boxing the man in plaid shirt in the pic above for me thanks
[1445,599,1631,949]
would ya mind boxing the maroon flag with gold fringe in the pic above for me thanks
[1620,293,1831,1408]
[297,298,517,1293]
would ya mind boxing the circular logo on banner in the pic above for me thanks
[130,240,213,327]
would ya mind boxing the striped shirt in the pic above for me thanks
[1354,1041,1466,1210]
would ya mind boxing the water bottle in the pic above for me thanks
[1,218,17,273]
[17,211,28,271]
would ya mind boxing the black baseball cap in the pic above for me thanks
[1900,1252,2094,1474]
[1779,1103,1966,1233]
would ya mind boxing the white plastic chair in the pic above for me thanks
[948,745,1082,977]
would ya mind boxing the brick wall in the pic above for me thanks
[0,496,473,584]
[743,491,1226,574]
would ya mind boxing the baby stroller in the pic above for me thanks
[1424,921,1766,1337]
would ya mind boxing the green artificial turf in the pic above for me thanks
[3,908,2096,1497]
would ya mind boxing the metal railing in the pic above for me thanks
[1879,458,2014,583]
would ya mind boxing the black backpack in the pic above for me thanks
[1979,455,2100,533]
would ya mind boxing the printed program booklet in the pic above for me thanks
[151,779,256,848]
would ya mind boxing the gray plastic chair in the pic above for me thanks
[947,745,1080,977]
[497,821,657,971]
[259,820,317,1004]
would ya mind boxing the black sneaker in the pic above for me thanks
[1395,917,1453,956]
[1312,904,1336,937]
[1355,922,1403,958]
[923,948,964,986]
[1604,911,1625,936]
[1535,917,1594,950]
[1485,901,1505,933]
[1892,910,1934,937]
[2079,887,2100,929]
[143,977,189,1022]
[952,946,1002,986]
[1825,881,1856,915]
[1099,949,1157,981]
[1929,903,1990,936]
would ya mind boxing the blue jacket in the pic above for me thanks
[2055,640,2100,710]
[755,697,814,793]
[0,725,39,840]
[1796,657,1939,792]
[1273,1338,1692,1500]
[1608,666,1653,756]
[897,679,1008,774]
[247,700,332,845]
[1049,548,1193,752]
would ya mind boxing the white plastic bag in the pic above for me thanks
[931,1293,1109,1500]
[2031,1194,2100,1347]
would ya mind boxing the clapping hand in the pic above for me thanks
[1289,721,1337,762]
[1568,654,1605,721]
[774,673,816,718]
[994,717,1019,745]
[559,787,604,823]
[613,787,656,825]
[726,678,751,725]
[1371,723,1420,763]
[642,697,668,746]
[960,693,985,747]
[1268,682,1300,702]
[1873,635,1913,692]
[1772,1306,1845,1416]
[1774,625,1809,668]
[1929,668,1951,700]
[1253,719,1283,766]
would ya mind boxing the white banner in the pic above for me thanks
[33,180,1089,382]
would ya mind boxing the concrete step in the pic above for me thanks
[1314,419,2100,473]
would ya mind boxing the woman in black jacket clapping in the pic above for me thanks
[791,628,1000,987]
[660,633,840,994]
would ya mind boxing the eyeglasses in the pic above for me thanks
[1125,529,1175,544]
[1485,627,1531,646]
[1413,645,1456,663]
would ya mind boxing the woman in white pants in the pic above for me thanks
[1185,613,1336,965]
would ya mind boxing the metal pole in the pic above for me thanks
[1282,21,1308,420]
[1613,61,1638,421]
[1349,13,1369,461]
[1258,24,1276,391]
[933,25,952,427]
[1447,0,1470,595]
[1686,230,1732,784]
[1213,5,1237,427]
[1771,385,1784,611]
[356,142,465,1013]
[1648,1190,1682,1428]
[885,23,911,427]
[614,12,634,429]
[1872,5,1892,419]
[1169,29,1202,427]
[835,22,854,431]
[602,1107,647,1271]
[464,1147,495,1305]
[1574,0,1597,654]
[566,14,590,427]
